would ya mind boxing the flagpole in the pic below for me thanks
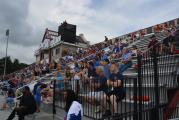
[3,29,9,79]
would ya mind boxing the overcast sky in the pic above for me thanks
[0,0,179,64]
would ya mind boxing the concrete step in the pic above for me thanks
[124,84,168,104]
[124,64,177,74]
[124,71,177,88]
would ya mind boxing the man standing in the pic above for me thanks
[7,86,36,120]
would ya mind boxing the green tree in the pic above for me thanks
[0,56,28,76]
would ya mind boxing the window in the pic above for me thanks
[51,50,53,56]
[55,48,60,55]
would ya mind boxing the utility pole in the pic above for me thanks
[3,29,9,79]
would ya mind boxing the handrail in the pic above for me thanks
[1,62,35,79]
[16,71,56,91]
[140,28,179,56]
[140,32,167,56]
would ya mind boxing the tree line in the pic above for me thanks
[0,56,28,76]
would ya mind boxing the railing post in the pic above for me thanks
[137,54,143,120]
[133,77,138,120]
[76,80,79,97]
[53,78,56,116]
[152,46,160,120]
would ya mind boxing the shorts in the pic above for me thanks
[107,91,125,101]
[35,96,41,106]
[86,91,105,101]
[6,97,14,104]
[36,100,41,106]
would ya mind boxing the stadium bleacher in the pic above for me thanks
[1,19,179,120]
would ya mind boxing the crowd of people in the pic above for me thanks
[53,24,179,118]
[0,22,178,119]
[147,25,179,55]
[0,85,82,120]
[0,60,50,91]
[58,50,133,117]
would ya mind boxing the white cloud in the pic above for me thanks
[0,40,37,64]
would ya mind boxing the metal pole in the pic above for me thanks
[3,32,9,79]
[153,46,160,120]
[53,78,56,120]
[137,54,143,120]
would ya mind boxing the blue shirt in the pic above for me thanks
[35,87,41,102]
[57,74,64,89]
[108,72,124,93]
[113,47,120,53]
[101,54,108,60]
[94,75,107,92]
[94,61,100,68]
[103,64,111,79]
[122,52,132,61]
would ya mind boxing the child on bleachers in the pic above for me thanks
[1,88,15,110]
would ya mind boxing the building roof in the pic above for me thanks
[42,28,58,42]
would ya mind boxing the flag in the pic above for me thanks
[6,29,9,36]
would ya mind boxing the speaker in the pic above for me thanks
[58,22,77,43]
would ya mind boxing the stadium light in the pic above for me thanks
[3,29,10,79]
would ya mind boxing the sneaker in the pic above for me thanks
[102,110,111,118]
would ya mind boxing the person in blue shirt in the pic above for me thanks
[74,62,80,73]
[87,62,96,78]
[106,63,125,116]
[64,90,83,120]
[113,44,120,53]
[82,66,109,116]
[100,59,111,79]
[94,57,100,68]
[1,89,15,110]
[35,84,47,112]
[57,72,65,90]
[119,48,133,73]
[101,50,108,60]
[33,82,42,95]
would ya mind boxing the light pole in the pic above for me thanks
[3,29,9,79]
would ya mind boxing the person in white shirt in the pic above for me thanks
[64,90,83,120]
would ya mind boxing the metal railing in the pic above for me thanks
[51,40,179,120]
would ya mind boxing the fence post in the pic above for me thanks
[53,79,56,116]
[76,80,79,96]
[137,54,143,120]
[133,77,138,120]
[152,46,160,120]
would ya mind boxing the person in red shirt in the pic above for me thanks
[148,35,161,55]
[148,35,159,49]
[155,24,162,33]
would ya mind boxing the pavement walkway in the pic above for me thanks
[0,95,92,120]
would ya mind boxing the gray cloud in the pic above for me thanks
[0,0,179,64]
[0,0,40,46]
